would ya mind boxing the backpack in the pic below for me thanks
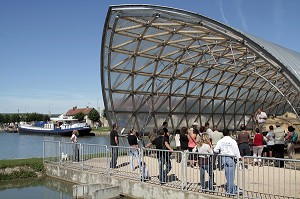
[291,132,298,143]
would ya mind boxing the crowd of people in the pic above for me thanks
[108,108,298,195]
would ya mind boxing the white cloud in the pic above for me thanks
[219,0,229,25]
[236,0,248,31]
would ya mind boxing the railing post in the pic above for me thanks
[242,157,245,199]
[106,146,109,175]
[182,150,187,190]
[80,143,83,170]
[59,141,61,166]
[141,147,144,182]
[236,157,241,198]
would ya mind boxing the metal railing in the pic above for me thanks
[241,156,299,199]
[43,141,300,198]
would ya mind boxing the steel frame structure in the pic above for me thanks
[101,5,300,133]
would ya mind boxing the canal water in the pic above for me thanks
[0,131,134,199]
[0,131,112,159]
[0,177,74,199]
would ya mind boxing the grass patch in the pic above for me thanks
[0,158,45,181]
[0,171,38,181]
[0,158,44,172]
[91,127,110,132]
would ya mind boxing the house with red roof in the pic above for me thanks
[64,106,96,126]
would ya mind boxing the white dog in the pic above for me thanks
[61,153,68,161]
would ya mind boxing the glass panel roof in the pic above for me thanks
[101,5,300,133]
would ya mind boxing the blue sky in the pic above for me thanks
[1,0,299,114]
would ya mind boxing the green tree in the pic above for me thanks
[43,114,50,122]
[0,114,4,124]
[11,114,20,123]
[19,114,26,122]
[73,112,85,122]
[88,109,100,126]
[3,114,11,124]
[24,113,42,122]
[26,113,36,122]
[24,113,31,122]
[35,113,44,121]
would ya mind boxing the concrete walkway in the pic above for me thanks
[59,154,300,199]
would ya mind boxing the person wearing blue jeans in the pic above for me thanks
[223,156,238,194]
[129,148,140,170]
[199,159,214,191]
[127,129,140,171]
[193,135,214,191]
[214,128,242,195]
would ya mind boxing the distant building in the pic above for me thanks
[65,106,96,127]
[47,106,108,128]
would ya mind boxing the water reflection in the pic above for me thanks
[0,177,136,199]
[0,177,74,199]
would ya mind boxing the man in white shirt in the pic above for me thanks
[214,128,241,195]
[273,122,285,167]
[205,122,213,138]
[256,108,267,133]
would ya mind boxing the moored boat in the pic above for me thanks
[4,125,18,133]
[18,122,92,136]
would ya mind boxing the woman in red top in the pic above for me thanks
[253,128,264,166]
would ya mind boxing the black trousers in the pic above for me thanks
[274,144,285,167]
[110,147,119,168]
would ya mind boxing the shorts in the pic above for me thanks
[238,143,250,157]
[262,146,268,153]
[267,145,274,152]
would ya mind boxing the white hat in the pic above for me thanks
[193,122,198,126]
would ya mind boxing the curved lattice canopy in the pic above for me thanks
[101,5,300,133]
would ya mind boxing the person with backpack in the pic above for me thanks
[285,126,297,159]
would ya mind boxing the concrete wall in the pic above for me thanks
[45,163,223,199]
